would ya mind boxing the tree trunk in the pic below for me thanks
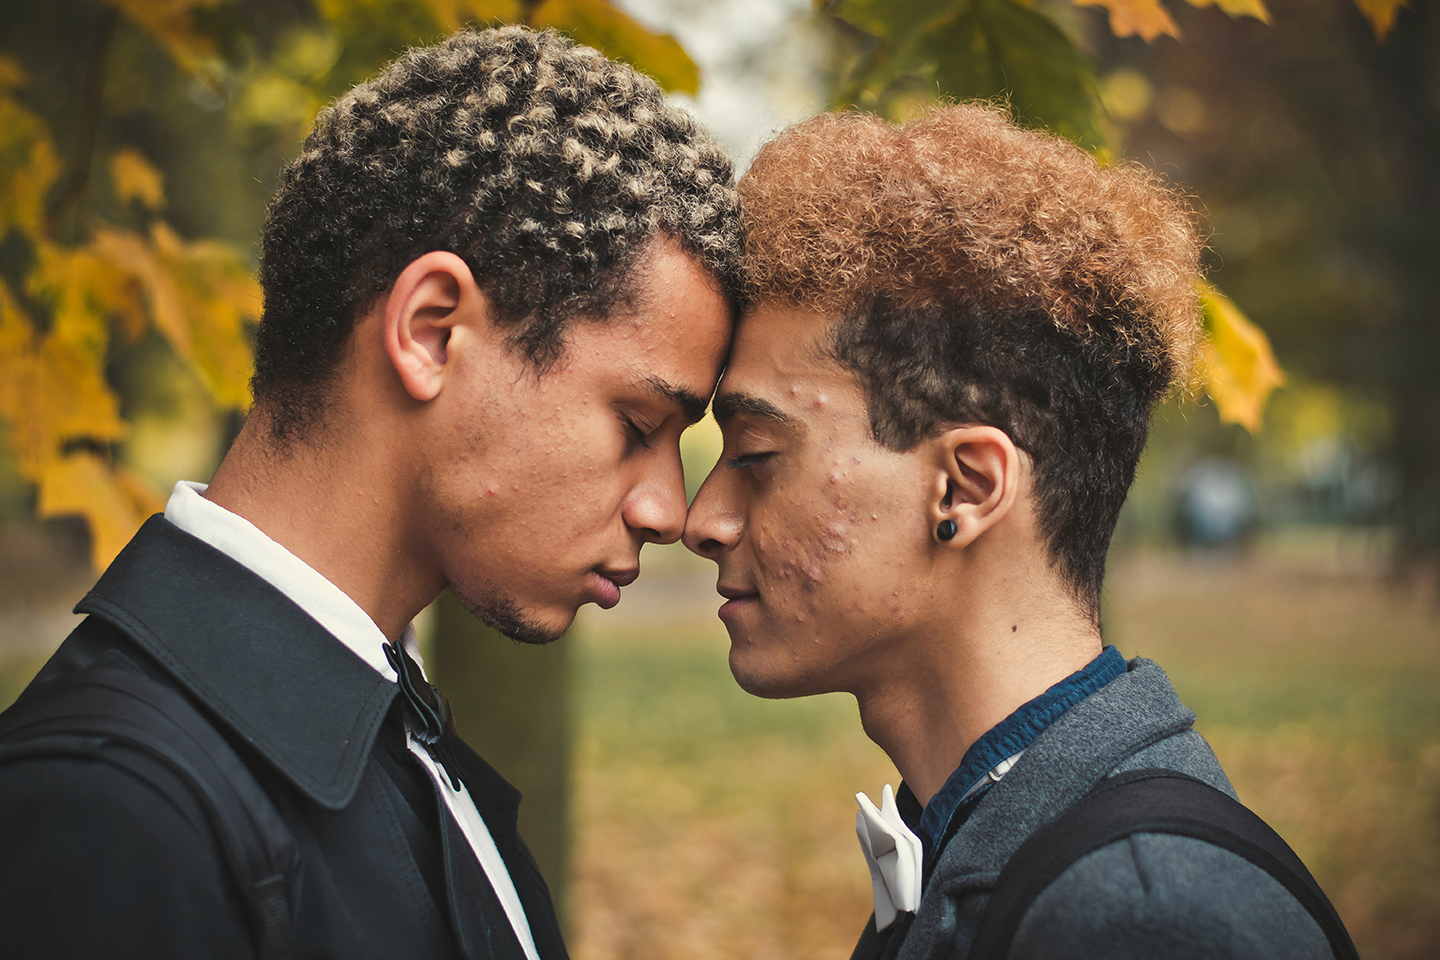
[430,590,574,929]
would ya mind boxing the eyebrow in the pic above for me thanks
[712,392,797,427]
[642,376,710,425]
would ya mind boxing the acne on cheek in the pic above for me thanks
[818,521,853,561]
[754,529,824,588]
[772,515,862,592]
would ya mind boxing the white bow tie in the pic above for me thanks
[855,784,923,931]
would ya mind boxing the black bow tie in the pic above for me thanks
[383,640,466,792]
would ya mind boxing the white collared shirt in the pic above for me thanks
[164,481,540,960]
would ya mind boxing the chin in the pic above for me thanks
[455,585,572,646]
[727,646,827,701]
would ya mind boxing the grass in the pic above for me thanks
[1102,543,1440,958]
[569,619,894,960]
[569,536,1440,960]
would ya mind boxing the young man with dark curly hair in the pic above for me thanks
[684,105,1353,959]
[0,27,738,960]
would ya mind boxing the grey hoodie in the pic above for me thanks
[861,658,1333,960]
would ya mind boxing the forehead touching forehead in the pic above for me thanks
[713,302,864,433]
[599,238,733,419]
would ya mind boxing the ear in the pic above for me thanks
[928,426,1022,549]
[383,251,484,402]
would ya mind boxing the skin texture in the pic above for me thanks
[207,235,732,645]
[684,303,1101,805]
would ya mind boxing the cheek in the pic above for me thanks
[750,461,871,597]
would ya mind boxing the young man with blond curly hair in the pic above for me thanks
[684,105,1356,959]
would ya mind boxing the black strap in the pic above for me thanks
[969,768,1359,960]
[0,667,300,960]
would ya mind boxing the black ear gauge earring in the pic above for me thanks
[937,519,957,541]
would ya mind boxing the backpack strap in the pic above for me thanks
[0,666,301,960]
[968,768,1358,960]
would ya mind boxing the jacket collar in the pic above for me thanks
[75,515,397,810]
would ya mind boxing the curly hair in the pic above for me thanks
[739,104,1202,622]
[255,26,742,442]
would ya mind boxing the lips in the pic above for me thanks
[601,568,640,588]
[590,567,638,610]
[716,581,758,620]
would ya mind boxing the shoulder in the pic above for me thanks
[0,637,254,960]
[1007,831,1331,960]
[0,744,252,959]
[1114,729,1237,797]
[1003,728,1328,959]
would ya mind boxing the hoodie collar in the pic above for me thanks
[930,657,1197,890]
[910,646,1128,871]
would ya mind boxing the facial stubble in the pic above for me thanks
[454,584,565,646]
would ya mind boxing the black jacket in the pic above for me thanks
[0,516,568,960]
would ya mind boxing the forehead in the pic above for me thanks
[717,302,867,427]
[572,240,732,408]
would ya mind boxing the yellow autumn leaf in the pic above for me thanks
[1071,0,1179,41]
[1181,0,1271,22]
[149,222,258,410]
[116,463,168,517]
[28,241,136,362]
[1198,282,1284,432]
[272,25,345,80]
[0,67,62,241]
[104,0,224,79]
[36,451,161,569]
[0,281,127,481]
[93,224,257,410]
[110,148,167,211]
[0,285,37,447]
[91,226,190,356]
[232,71,323,136]
[1350,0,1407,39]
[530,0,700,95]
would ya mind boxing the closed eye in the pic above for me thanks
[625,417,654,449]
[725,452,773,469]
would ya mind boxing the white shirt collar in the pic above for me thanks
[163,480,422,682]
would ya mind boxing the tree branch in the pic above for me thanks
[46,5,119,238]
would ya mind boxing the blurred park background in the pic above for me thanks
[1,0,1438,957]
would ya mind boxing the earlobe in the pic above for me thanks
[384,251,482,403]
[931,426,1020,548]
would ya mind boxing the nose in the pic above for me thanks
[683,470,741,560]
[623,457,689,545]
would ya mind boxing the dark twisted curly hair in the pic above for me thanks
[740,104,1203,622]
[255,26,743,442]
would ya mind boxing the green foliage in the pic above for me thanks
[829,0,1105,150]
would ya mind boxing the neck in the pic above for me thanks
[853,559,1102,809]
[203,410,442,642]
